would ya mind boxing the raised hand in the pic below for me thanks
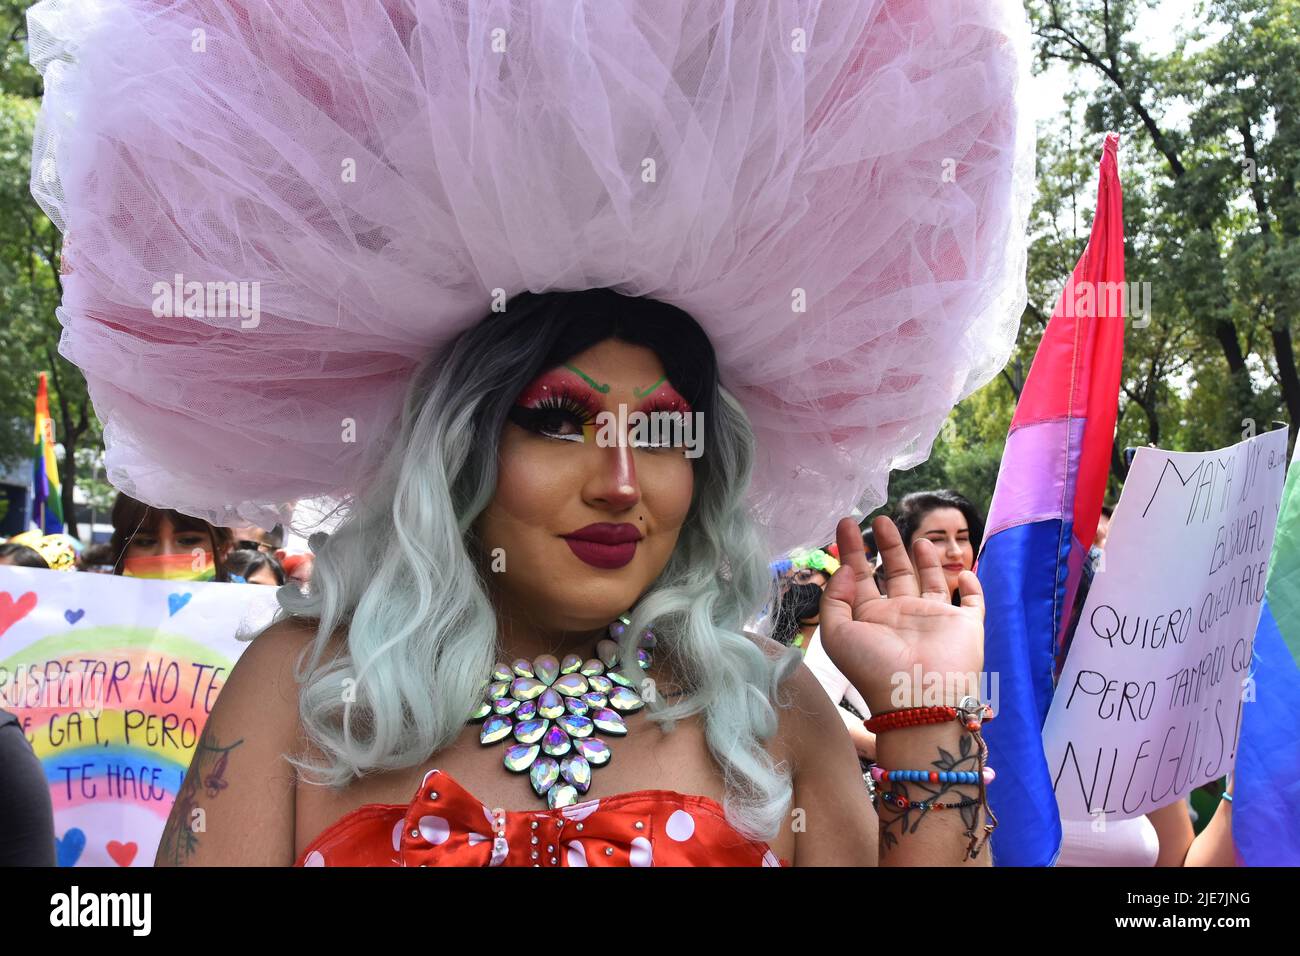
[818,516,985,716]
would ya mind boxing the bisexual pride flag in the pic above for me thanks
[977,133,1126,866]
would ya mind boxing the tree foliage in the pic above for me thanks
[876,0,1297,524]
[0,1,98,538]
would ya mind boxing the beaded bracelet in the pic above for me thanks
[871,766,995,786]
[863,701,995,734]
[879,791,982,812]
[869,696,999,861]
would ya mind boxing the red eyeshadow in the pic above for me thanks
[514,369,603,416]
[637,381,692,415]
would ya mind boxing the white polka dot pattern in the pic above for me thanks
[629,836,653,867]
[418,815,450,845]
[665,809,695,842]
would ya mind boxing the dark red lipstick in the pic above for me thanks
[561,523,643,569]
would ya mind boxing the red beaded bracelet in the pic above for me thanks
[863,702,994,734]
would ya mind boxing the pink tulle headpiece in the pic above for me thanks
[28,0,1034,553]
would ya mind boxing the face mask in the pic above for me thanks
[771,581,824,647]
[122,552,216,581]
[784,581,824,624]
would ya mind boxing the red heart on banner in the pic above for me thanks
[106,841,138,867]
[0,591,37,639]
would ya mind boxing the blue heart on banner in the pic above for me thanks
[64,608,85,625]
[167,593,192,616]
[56,827,86,867]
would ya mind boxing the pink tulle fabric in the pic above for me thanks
[27,0,1034,552]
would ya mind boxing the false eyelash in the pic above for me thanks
[529,386,602,422]
[508,387,600,438]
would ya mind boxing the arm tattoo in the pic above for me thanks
[876,732,995,859]
[157,725,244,865]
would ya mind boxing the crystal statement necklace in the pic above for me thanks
[469,616,654,808]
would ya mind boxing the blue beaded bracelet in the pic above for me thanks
[871,766,996,785]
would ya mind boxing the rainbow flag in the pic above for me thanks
[976,133,1126,866]
[32,371,64,534]
[1233,439,1300,864]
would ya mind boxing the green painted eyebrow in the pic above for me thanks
[563,363,610,393]
[633,376,666,399]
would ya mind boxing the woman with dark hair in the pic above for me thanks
[76,542,116,573]
[32,0,1034,867]
[769,547,841,651]
[893,490,986,602]
[225,548,287,587]
[109,493,234,582]
[0,543,50,569]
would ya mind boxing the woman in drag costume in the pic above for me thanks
[27,0,1034,866]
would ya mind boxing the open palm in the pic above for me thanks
[819,516,985,716]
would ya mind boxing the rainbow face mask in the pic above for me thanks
[121,552,216,581]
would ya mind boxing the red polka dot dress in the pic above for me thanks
[295,769,788,867]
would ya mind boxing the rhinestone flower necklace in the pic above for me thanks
[469,616,654,809]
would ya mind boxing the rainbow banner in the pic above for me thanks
[32,371,64,534]
[0,566,278,866]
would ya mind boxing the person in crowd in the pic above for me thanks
[861,525,879,565]
[1093,503,1113,550]
[769,547,839,651]
[109,493,234,582]
[0,706,56,865]
[0,543,50,569]
[1057,782,1237,867]
[4,531,78,571]
[893,490,985,603]
[772,547,877,764]
[156,294,997,869]
[276,552,314,590]
[226,548,287,586]
[33,0,1031,867]
[229,523,285,554]
[75,542,116,573]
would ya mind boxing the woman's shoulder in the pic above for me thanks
[240,616,346,678]
[758,635,879,865]
[156,617,325,864]
[743,632,846,765]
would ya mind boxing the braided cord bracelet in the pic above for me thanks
[880,791,982,812]
[864,702,995,734]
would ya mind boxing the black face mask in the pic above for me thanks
[771,581,825,646]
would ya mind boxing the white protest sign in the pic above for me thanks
[0,566,280,866]
[1043,426,1289,821]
